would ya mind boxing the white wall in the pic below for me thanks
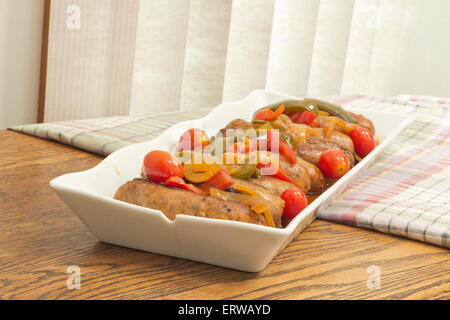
[0,0,45,129]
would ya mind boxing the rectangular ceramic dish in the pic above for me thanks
[50,90,413,272]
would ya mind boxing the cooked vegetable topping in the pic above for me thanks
[302,98,357,123]
[178,128,210,152]
[253,99,318,119]
[262,130,297,165]
[125,97,377,229]
[349,126,375,157]
[289,111,321,128]
[143,150,184,183]
[210,188,276,227]
[231,163,258,180]
[318,149,350,179]
[257,160,296,185]
[254,104,285,121]
[199,169,234,192]
[281,188,308,219]
[164,176,206,194]
[183,162,221,183]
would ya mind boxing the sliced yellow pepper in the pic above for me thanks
[183,162,221,183]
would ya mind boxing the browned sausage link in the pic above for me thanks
[278,155,312,193]
[228,178,284,227]
[249,176,297,196]
[293,156,326,193]
[114,179,268,226]
[297,136,356,168]
[349,112,375,135]
[219,119,254,137]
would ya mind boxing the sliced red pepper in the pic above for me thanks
[289,110,320,127]
[254,104,285,121]
[267,104,285,121]
[199,169,234,192]
[272,163,296,184]
[164,176,205,194]
[299,111,316,124]
[265,130,297,164]
[279,140,297,164]
[310,118,321,128]
[254,109,272,121]
[257,161,296,185]
[288,111,303,123]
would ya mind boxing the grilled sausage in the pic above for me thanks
[349,112,375,135]
[228,178,284,226]
[277,155,311,192]
[114,179,270,226]
[293,156,326,193]
[249,176,297,196]
[297,136,356,168]
[219,119,254,137]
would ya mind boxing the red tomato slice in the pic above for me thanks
[178,128,210,152]
[143,150,183,183]
[318,149,350,179]
[281,188,308,219]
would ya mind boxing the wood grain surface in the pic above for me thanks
[0,130,448,300]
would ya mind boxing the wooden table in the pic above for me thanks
[0,130,448,300]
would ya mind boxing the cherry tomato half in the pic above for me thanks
[349,126,375,157]
[143,150,183,183]
[178,128,210,152]
[281,188,308,219]
[318,149,350,179]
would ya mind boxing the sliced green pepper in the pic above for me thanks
[251,168,261,179]
[255,121,273,134]
[251,119,267,127]
[231,163,257,180]
[303,98,357,123]
[280,132,294,148]
[252,99,318,120]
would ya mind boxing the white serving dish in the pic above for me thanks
[50,90,413,272]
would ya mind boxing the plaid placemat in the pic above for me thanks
[10,95,450,248]
[11,108,213,156]
[317,95,450,248]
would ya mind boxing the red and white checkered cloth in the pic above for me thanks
[11,94,450,248]
[317,95,450,248]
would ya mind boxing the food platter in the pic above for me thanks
[50,90,412,272]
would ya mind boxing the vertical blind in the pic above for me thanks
[43,0,450,122]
